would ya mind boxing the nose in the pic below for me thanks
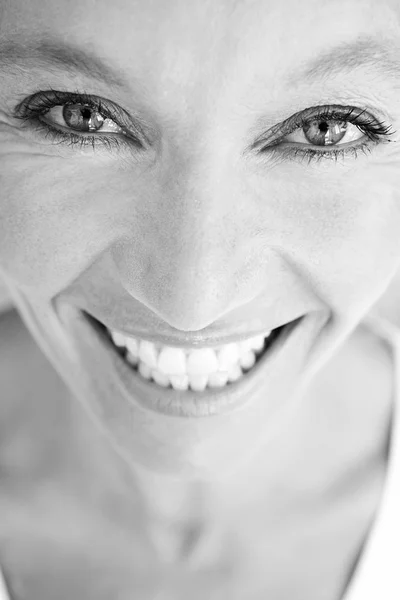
[114,146,264,332]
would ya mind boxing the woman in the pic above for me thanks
[0,0,399,598]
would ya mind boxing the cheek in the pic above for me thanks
[273,167,400,309]
[0,158,132,297]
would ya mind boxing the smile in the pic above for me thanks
[102,325,283,391]
[81,310,306,418]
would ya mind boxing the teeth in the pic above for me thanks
[250,333,268,352]
[151,369,170,387]
[240,333,268,354]
[186,348,219,376]
[139,340,159,369]
[126,337,139,357]
[239,350,256,371]
[138,362,152,380]
[107,327,276,390]
[111,331,127,348]
[126,351,139,367]
[217,343,239,371]
[227,364,243,382]
[208,371,229,388]
[170,374,189,390]
[158,347,187,375]
[188,374,208,391]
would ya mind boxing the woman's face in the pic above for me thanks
[1,0,400,480]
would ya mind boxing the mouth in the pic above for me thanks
[82,310,305,417]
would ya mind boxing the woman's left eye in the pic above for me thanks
[43,103,124,135]
[283,118,362,147]
[255,106,395,165]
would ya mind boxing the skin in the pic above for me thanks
[0,0,400,597]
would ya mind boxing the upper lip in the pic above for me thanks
[85,310,303,349]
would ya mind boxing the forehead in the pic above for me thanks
[1,0,400,127]
[2,0,399,71]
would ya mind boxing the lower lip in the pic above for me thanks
[80,311,306,418]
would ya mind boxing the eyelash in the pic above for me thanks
[13,88,142,154]
[258,106,395,165]
[13,89,396,164]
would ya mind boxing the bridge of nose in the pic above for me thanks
[112,147,263,331]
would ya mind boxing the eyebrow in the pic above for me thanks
[0,36,128,89]
[0,34,399,91]
[289,37,400,85]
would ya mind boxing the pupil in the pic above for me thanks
[81,107,92,120]
[63,104,104,132]
[304,118,347,146]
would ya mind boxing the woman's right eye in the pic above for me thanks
[12,90,145,153]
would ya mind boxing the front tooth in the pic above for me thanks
[187,348,219,375]
[217,344,239,371]
[111,331,126,348]
[158,347,187,375]
[170,374,189,390]
[188,374,208,391]
[139,340,159,369]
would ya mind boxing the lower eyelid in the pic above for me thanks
[277,136,367,152]
[258,139,374,167]
[31,117,145,158]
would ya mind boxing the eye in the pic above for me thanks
[253,105,396,165]
[283,117,364,147]
[42,103,124,135]
[11,89,146,155]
